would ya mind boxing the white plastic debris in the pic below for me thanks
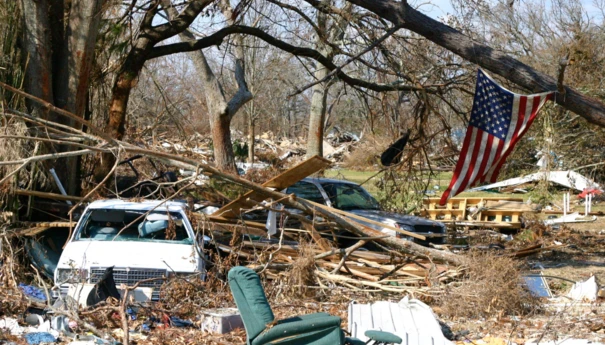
[544,212,597,225]
[348,297,453,345]
[264,200,279,237]
[567,276,598,301]
[0,317,23,335]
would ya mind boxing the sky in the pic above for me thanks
[419,0,454,18]
[419,0,604,21]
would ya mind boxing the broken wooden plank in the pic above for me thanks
[7,221,75,237]
[262,156,332,189]
[441,220,519,228]
[212,155,331,219]
[13,189,83,202]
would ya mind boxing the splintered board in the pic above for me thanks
[212,155,332,219]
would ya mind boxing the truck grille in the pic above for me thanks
[90,267,167,300]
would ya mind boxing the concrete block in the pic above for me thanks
[200,308,244,334]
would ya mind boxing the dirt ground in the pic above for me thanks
[4,210,605,344]
[438,215,605,344]
[532,214,605,288]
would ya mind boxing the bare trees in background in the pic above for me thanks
[5,0,605,197]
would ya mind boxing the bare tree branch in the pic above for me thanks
[342,0,605,127]
[149,25,437,93]
[290,24,402,96]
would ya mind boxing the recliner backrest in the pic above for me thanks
[228,266,275,342]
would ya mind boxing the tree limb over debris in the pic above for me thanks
[0,83,463,266]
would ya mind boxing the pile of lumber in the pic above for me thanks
[214,239,463,295]
[6,154,467,295]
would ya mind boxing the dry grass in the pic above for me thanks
[243,166,283,184]
[0,120,29,180]
[0,234,31,317]
[436,251,540,319]
[159,276,231,319]
[283,241,317,298]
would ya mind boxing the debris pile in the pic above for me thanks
[2,88,605,344]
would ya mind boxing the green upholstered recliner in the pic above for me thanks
[228,266,403,345]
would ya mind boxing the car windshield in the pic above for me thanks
[320,182,381,211]
[77,209,191,243]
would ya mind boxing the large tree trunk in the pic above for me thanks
[95,40,153,183]
[344,0,605,127]
[162,0,252,174]
[164,5,236,174]
[305,3,351,158]
[22,0,105,195]
[54,0,104,195]
[212,113,237,172]
[55,0,104,121]
[21,0,54,120]
[94,0,211,183]
[306,65,329,158]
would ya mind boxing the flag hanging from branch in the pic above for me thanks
[439,69,554,205]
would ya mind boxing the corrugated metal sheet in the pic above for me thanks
[348,297,454,345]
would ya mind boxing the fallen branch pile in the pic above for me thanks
[213,237,464,296]
[0,83,470,345]
[0,81,464,266]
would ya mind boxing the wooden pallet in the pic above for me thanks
[421,197,537,228]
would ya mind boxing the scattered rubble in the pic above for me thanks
[2,90,605,344]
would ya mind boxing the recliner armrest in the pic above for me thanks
[252,315,341,345]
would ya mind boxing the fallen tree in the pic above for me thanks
[338,0,605,127]
[0,82,463,266]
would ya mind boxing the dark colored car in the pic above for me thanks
[285,178,447,246]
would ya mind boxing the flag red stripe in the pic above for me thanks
[456,128,484,195]
[479,137,505,183]
[475,133,495,185]
[440,126,475,204]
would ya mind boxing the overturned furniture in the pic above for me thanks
[228,266,402,345]
[421,197,539,229]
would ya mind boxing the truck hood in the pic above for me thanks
[57,240,198,272]
[348,209,445,233]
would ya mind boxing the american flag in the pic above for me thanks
[439,69,554,205]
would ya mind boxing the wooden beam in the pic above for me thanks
[13,189,83,202]
[212,155,331,218]
[9,221,75,237]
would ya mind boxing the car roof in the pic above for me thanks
[301,177,359,185]
[86,199,187,212]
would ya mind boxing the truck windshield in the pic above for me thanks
[320,182,381,211]
[77,209,191,243]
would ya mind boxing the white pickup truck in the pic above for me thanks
[54,200,206,303]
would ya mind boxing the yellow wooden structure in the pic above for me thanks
[421,197,538,229]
